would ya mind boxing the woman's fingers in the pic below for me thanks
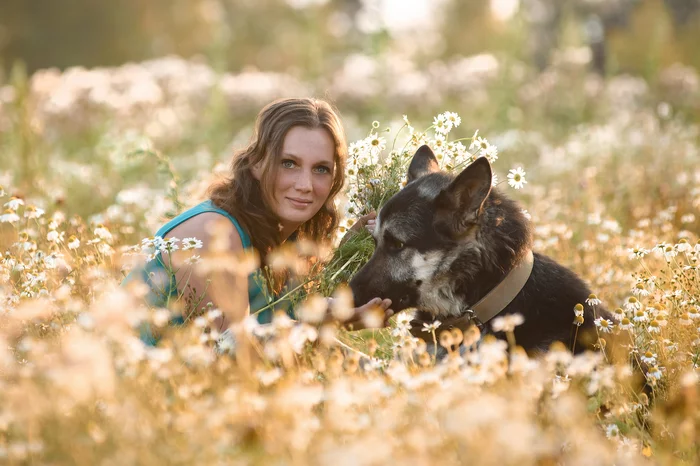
[337,297,393,330]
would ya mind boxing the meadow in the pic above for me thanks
[1,27,700,466]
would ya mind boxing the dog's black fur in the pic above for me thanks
[350,145,616,355]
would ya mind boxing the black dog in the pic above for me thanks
[350,145,616,355]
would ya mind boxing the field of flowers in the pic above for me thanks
[1,48,700,464]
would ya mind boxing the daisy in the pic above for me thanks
[47,229,64,243]
[367,133,386,158]
[184,255,201,266]
[605,424,620,439]
[182,237,203,250]
[0,209,20,223]
[594,317,613,333]
[676,239,691,253]
[67,235,80,250]
[94,224,113,242]
[624,297,642,312]
[586,294,602,306]
[688,306,700,320]
[492,313,525,332]
[4,197,24,210]
[646,366,663,381]
[619,318,634,331]
[433,113,450,134]
[631,282,650,297]
[422,320,442,333]
[647,320,661,333]
[507,167,527,189]
[640,351,657,365]
[24,205,45,219]
[632,309,648,323]
[445,111,461,128]
[627,246,649,260]
[612,307,626,321]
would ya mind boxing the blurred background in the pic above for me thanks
[0,0,699,232]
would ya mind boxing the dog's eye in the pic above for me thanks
[385,236,405,250]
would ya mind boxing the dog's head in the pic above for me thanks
[349,145,532,317]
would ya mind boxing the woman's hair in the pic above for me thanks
[208,97,347,288]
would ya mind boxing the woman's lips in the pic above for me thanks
[287,197,313,208]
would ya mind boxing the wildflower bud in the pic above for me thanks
[597,338,607,349]
[639,393,650,406]
[574,303,584,313]
[450,328,463,346]
[463,326,481,348]
[439,331,454,349]
[419,352,432,367]
[367,339,378,356]
[574,315,585,326]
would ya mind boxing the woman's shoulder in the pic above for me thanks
[164,210,246,252]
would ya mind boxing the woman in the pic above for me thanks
[123,97,391,344]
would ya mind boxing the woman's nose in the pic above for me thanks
[295,170,313,192]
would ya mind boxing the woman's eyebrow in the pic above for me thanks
[282,153,333,166]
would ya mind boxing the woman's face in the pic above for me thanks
[262,126,336,237]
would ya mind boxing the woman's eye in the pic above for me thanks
[314,166,331,174]
[281,160,295,169]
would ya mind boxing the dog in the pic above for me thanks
[349,145,617,356]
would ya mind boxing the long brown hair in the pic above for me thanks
[208,98,347,290]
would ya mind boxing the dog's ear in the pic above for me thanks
[435,157,492,233]
[407,145,440,183]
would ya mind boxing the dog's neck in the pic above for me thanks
[468,249,534,324]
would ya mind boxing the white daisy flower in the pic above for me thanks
[611,307,626,321]
[594,317,613,333]
[640,351,657,365]
[586,294,602,306]
[646,366,663,381]
[627,246,649,260]
[184,254,201,265]
[483,145,499,163]
[182,237,203,250]
[422,320,442,333]
[676,239,692,253]
[433,113,450,134]
[0,209,20,223]
[605,424,620,439]
[618,318,634,331]
[446,111,461,128]
[67,236,80,250]
[94,224,113,242]
[624,297,642,312]
[507,167,527,189]
[4,197,24,210]
[632,309,648,323]
[24,205,45,219]
[492,313,525,332]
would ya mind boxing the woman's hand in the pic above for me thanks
[326,297,393,330]
[339,211,377,246]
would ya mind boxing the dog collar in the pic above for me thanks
[470,249,534,325]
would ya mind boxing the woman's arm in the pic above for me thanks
[163,212,250,332]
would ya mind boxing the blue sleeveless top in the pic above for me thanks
[122,200,293,345]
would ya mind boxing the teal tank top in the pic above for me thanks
[121,200,293,345]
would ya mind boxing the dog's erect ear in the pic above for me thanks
[435,157,492,233]
[407,145,440,183]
